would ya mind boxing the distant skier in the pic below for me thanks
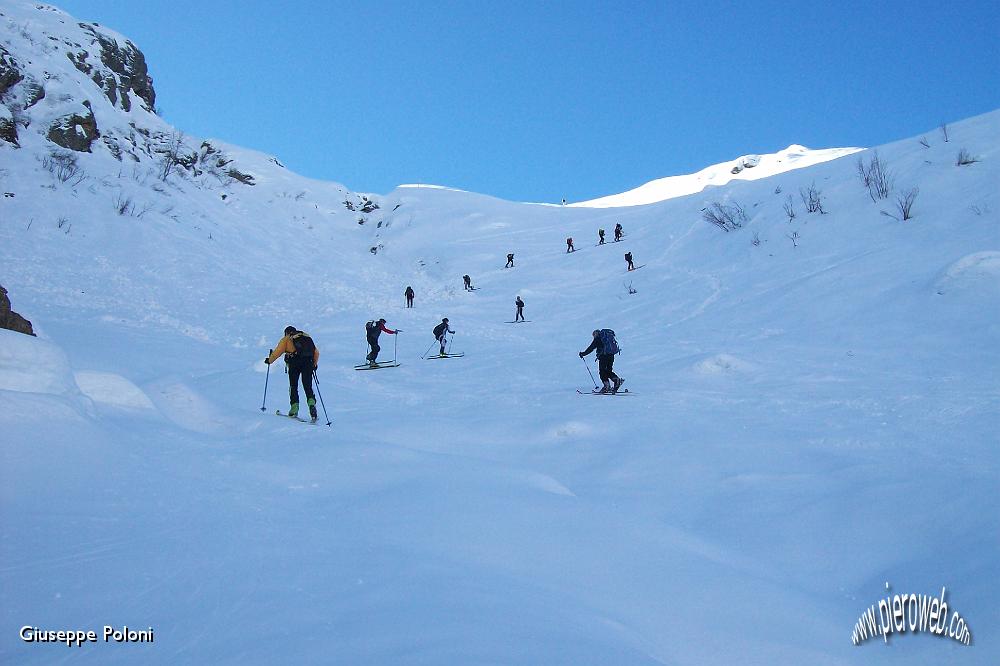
[579,329,623,394]
[505,253,515,268]
[566,237,575,253]
[265,325,320,421]
[515,296,525,322]
[365,318,398,366]
[463,274,473,291]
[433,318,455,355]
[598,228,605,245]
[614,223,623,242]
[625,251,635,271]
[404,286,415,308]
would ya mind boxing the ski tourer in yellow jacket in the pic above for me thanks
[265,326,320,419]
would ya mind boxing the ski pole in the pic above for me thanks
[260,349,272,411]
[447,331,455,354]
[421,338,436,359]
[312,369,332,427]
[394,332,398,364]
[581,355,599,389]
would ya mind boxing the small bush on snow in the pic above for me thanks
[956,148,979,166]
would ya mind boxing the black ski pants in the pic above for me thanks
[598,354,620,383]
[367,339,381,362]
[288,361,315,407]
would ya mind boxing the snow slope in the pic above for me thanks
[2,3,999,664]
[573,144,861,208]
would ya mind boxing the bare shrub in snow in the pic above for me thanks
[786,231,800,248]
[799,182,825,214]
[42,150,86,184]
[112,192,153,218]
[956,148,978,166]
[113,192,134,216]
[896,187,919,221]
[751,231,761,246]
[940,123,949,142]
[702,201,747,232]
[919,137,930,148]
[783,195,796,222]
[157,131,188,181]
[856,151,894,202]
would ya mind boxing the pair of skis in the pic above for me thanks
[577,388,632,396]
[354,361,400,370]
[275,410,320,424]
[425,352,464,359]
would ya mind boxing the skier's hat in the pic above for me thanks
[284,325,296,335]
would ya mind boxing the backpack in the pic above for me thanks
[597,329,619,355]
[289,332,315,361]
[433,322,448,338]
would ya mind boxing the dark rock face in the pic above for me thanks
[0,46,24,96]
[227,168,256,185]
[0,285,35,337]
[0,114,17,146]
[47,101,99,152]
[78,24,155,112]
[22,79,46,108]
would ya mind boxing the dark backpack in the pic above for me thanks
[597,329,619,355]
[288,332,316,362]
[433,322,448,338]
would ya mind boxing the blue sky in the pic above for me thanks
[54,0,999,202]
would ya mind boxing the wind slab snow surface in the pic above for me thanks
[2,3,1000,664]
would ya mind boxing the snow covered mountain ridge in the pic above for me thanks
[1,1,853,206]
[573,144,863,208]
[0,1,374,208]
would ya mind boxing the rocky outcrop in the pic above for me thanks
[0,285,35,337]
[0,105,17,146]
[77,24,155,112]
[227,168,256,185]
[0,46,23,97]
[22,79,45,109]
[47,100,99,152]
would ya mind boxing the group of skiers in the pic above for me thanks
[267,319,623,421]
[265,222,635,420]
[596,223,625,246]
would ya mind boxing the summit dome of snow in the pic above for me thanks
[573,144,861,208]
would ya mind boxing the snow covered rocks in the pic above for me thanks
[0,285,34,336]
